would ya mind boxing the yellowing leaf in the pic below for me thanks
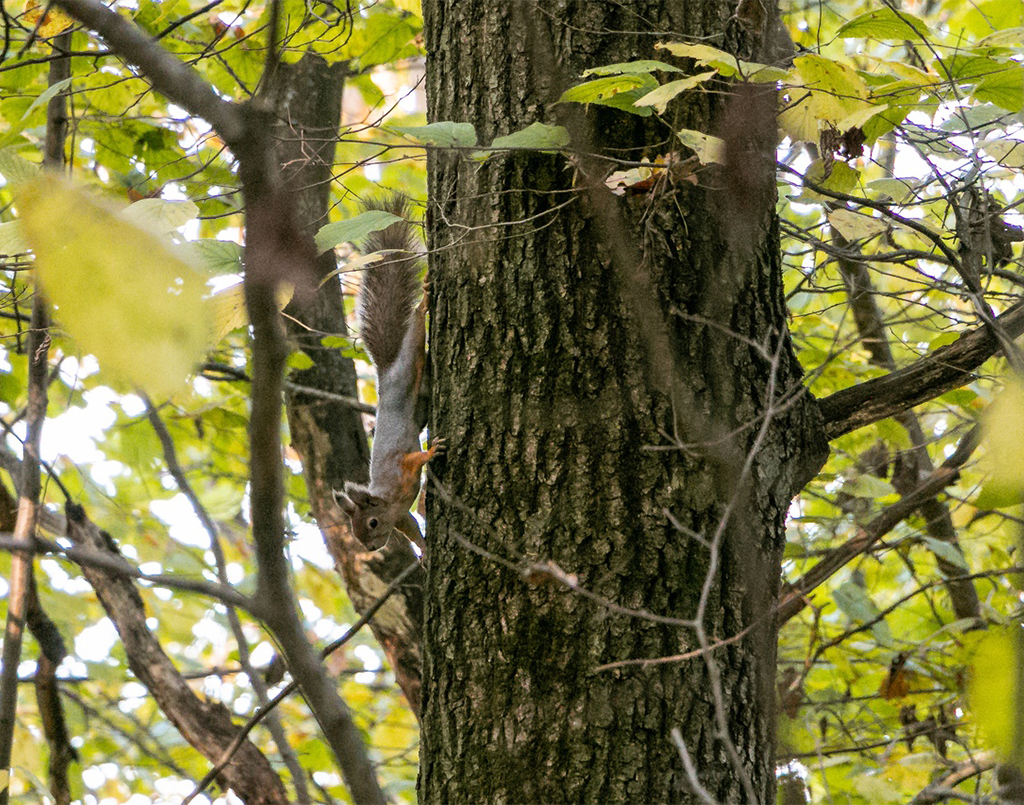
[982,378,1024,499]
[827,209,887,241]
[836,103,889,132]
[18,176,211,398]
[120,198,199,238]
[209,279,292,342]
[779,55,873,143]
[675,129,726,164]
[968,627,1016,756]
[22,0,74,37]
[981,138,1024,168]
[209,282,248,342]
[634,71,717,113]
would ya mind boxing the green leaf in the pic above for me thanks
[18,175,211,398]
[973,64,1024,111]
[120,198,198,237]
[0,146,39,187]
[973,480,1023,510]
[969,628,1016,756]
[0,221,28,256]
[836,8,930,41]
[583,60,683,77]
[982,379,1024,498]
[977,26,1024,48]
[392,122,478,148]
[0,77,73,149]
[183,239,244,276]
[634,72,717,113]
[287,351,315,370]
[559,74,650,102]
[921,537,969,570]
[477,123,571,160]
[833,581,882,624]
[314,210,405,255]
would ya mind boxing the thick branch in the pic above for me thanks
[63,503,289,805]
[819,300,1024,438]
[242,109,385,805]
[269,53,425,716]
[50,0,243,145]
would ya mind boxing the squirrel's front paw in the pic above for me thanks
[427,437,446,458]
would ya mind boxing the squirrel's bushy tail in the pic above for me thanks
[358,194,422,372]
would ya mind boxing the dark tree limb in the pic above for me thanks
[63,503,290,804]
[240,101,385,805]
[819,300,1024,438]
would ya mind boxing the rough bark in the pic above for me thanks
[420,2,826,803]
[271,54,427,716]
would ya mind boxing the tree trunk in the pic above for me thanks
[419,2,827,802]
[272,54,427,715]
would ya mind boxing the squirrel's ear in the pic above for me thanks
[334,488,356,514]
[342,482,378,508]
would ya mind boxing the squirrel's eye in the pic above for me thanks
[368,518,379,529]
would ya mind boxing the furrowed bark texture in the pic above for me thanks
[270,54,426,715]
[420,1,827,803]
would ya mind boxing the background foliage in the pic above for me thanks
[0,0,1022,802]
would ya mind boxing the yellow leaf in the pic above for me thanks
[22,0,74,37]
[968,627,1017,757]
[209,279,292,343]
[676,129,726,164]
[827,209,887,241]
[983,378,1024,497]
[18,175,211,398]
[209,282,248,342]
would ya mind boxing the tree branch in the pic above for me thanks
[778,424,981,624]
[49,0,243,146]
[0,228,50,805]
[831,224,979,621]
[63,502,290,805]
[145,400,311,804]
[818,300,1024,438]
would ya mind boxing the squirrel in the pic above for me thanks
[334,195,443,552]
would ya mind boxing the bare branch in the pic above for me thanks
[0,535,256,610]
[0,235,50,805]
[145,400,311,804]
[186,559,420,805]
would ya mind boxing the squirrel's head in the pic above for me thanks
[334,483,394,550]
